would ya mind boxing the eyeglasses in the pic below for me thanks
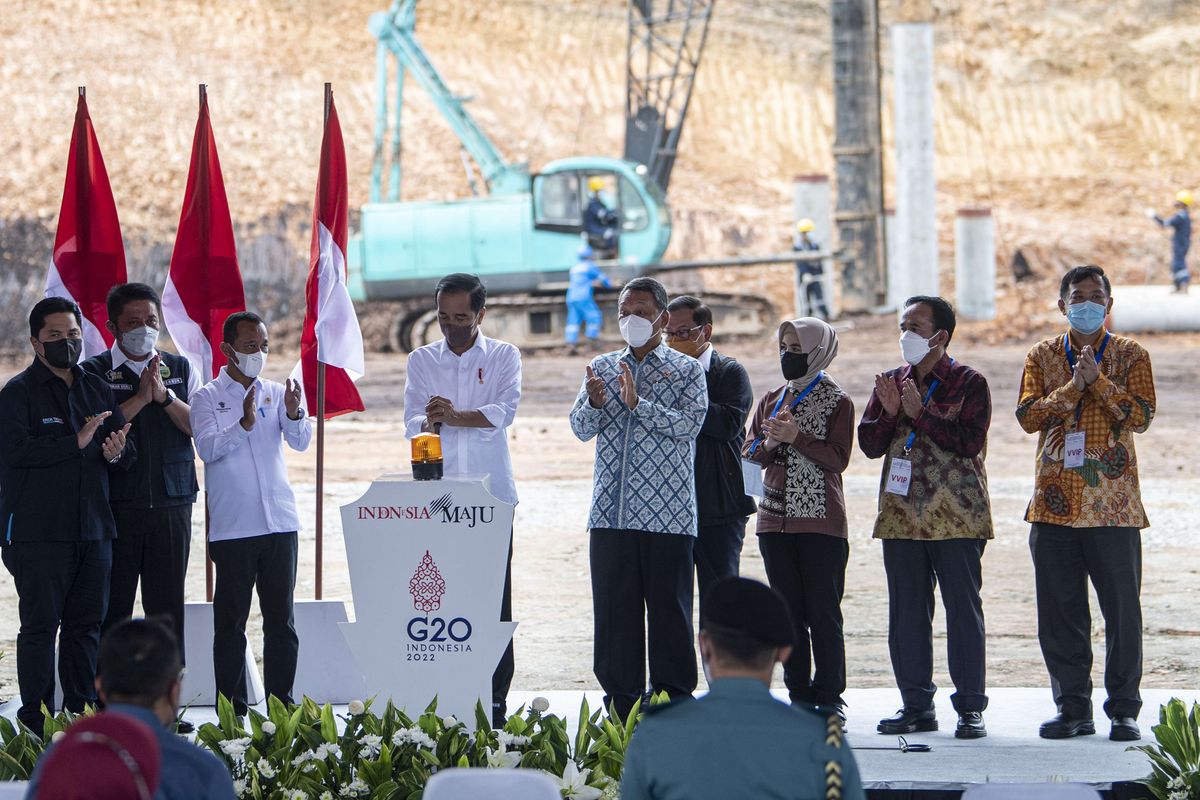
[664,325,702,340]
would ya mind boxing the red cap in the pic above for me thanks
[37,713,161,800]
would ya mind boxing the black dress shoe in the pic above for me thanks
[955,711,987,739]
[1109,717,1140,741]
[173,718,196,735]
[1039,713,1096,739]
[877,707,937,734]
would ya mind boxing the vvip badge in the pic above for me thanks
[1064,431,1086,469]
[886,457,913,497]
[339,478,517,725]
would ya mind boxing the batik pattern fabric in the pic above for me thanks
[1016,330,1155,529]
[858,355,994,541]
[570,342,708,536]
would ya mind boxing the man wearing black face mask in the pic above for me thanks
[403,273,522,728]
[0,297,135,733]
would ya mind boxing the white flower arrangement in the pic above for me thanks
[357,733,383,759]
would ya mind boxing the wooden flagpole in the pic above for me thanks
[314,83,332,601]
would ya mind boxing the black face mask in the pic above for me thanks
[781,351,808,381]
[41,338,82,369]
[440,320,477,350]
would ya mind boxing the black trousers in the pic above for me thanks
[759,532,848,707]
[102,504,192,662]
[492,540,515,723]
[882,538,988,714]
[590,529,696,720]
[2,540,112,732]
[1030,523,1143,720]
[209,532,298,715]
[693,517,747,622]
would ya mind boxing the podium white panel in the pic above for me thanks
[181,602,264,707]
[292,600,365,704]
[340,476,517,725]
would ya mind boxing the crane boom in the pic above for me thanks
[368,0,530,202]
[624,0,714,194]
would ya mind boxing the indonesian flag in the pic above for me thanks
[297,91,365,417]
[162,92,245,381]
[46,91,127,359]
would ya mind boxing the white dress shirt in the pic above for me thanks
[403,332,522,506]
[696,343,714,373]
[109,341,203,396]
[189,367,312,541]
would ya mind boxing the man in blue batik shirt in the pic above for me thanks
[569,276,708,720]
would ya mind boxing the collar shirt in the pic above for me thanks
[189,368,312,541]
[108,340,204,395]
[857,353,994,541]
[0,358,135,543]
[569,342,708,536]
[696,344,714,372]
[1016,329,1154,529]
[403,333,522,506]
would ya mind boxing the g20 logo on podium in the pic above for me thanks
[406,550,473,662]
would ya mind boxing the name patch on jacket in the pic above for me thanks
[41,417,64,425]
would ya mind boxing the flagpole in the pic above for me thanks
[314,82,332,601]
[200,83,215,604]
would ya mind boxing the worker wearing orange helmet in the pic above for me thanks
[1146,190,1192,293]
[792,219,830,318]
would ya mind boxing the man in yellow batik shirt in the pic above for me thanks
[1017,265,1155,744]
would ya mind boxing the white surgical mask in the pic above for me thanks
[120,326,159,357]
[619,314,657,348]
[899,330,933,365]
[235,350,266,379]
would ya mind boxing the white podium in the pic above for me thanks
[339,475,517,725]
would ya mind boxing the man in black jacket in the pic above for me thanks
[0,297,134,733]
[665,296,757,617]
[83,283,201,671]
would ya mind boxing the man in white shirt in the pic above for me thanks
[189,311,312,715]
[403,273,522,728]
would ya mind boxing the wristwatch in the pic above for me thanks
[157,388,176,408]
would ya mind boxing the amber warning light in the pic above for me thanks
[411,433,444,481]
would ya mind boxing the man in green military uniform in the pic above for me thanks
[621,577,866,800]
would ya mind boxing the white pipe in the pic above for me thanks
[955,207,996,320]
[1109,285,1200,332]
[892,21,938,300]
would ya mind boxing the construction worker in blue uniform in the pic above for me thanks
[565,243,612,350]
[621,577,866,800]
[1148,190,1192,293]
[793,219,830,318]
[583,176,619,256]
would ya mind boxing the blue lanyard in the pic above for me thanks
[748,371,824,456]
[902,379,940,454]
[1064,332,1110,427]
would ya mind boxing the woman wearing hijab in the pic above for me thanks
[742,318,855,717]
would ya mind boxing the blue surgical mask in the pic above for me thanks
[1066,301,1107,335]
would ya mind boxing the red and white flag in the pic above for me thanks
[297,92,365,417]
[46,91,127,359]
[162,91,245,381]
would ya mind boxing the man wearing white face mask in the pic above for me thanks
[83,283,202,691]
[189,311,311,715]
[1017,266,1155,742]
[570,277,708,721]
[858,295,993,740]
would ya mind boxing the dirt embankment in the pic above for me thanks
[3,0,1200,348]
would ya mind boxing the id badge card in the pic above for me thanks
[1064,430,1086,469]
[741,459,765,500]
[886,457,913,497]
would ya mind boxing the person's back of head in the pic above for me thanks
[98,618,183,717]
[36,713,161,800]
[699,577,794,683]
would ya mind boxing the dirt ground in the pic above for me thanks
[1,314,1196,705]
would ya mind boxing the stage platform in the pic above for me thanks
[5,686,1197,797]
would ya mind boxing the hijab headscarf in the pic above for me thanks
[37,713,162,800]
[778,317,839,390]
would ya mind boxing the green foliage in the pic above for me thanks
[1132,698,1200,800]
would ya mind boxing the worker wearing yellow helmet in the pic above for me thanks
[584,175,618,257]
[792,219,829,317]
[1147,190,1193,293]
